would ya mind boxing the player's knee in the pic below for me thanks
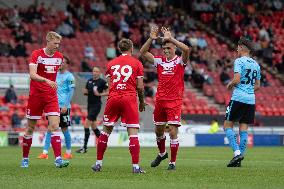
[61,127,68,132]
[26,125,35,135]
[168,125,178,139]
[49,122,59,132]
[155,126,164,136]
[103,126,113,134]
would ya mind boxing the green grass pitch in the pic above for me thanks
[1,147,284,189]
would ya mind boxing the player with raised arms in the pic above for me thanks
[140,26,190,170]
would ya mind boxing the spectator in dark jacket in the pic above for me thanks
[5,85,17,104]
[220,68,231,85]
[12,109,22,128]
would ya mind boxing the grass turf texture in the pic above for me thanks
[1,147,284,189]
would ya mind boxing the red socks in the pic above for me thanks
[51,132,61,158]
[97,132,109,160]
[129,135,140,164]
[170,139,179,163]
[157,135,166,154]
[22,135,32,158]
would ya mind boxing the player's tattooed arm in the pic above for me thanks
[140,26,158,64]
[136,77,146,112]
[254,79,260,91]
[29,64,57,89]
[161,27,190,64]
[227,73,241,90]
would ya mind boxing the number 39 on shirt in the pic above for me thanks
[111,65,133,83]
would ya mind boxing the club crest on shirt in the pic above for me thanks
[161,62,176,75]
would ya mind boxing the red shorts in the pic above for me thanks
[153,100,182,126]
[26,91,60,120]
[103,95,140,128]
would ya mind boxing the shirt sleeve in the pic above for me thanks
[234,59,242,73]
[29,51,38,65]
[178,56,187,67]
[68,74,75,89]
[153,56,162,68]
[105,65,111,78]
[257,65,261,80]
[137,61,144,78]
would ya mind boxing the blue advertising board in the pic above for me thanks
[196,134,281,146]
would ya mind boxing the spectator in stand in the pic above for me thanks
[259,25,270,42]
[189,33,198,47]
[84,42,96,61]
[5,85,17,104]
[273,0,283,10]
[220,67,231,85]
[0,39,11,56]
[89,15,99,31]
[81,57,92,72]
[12,109,22,129]
[56,20,75,38]
[191,66,205,88]
[119,16,130,38]
[76,4,86,19]
[260,70,270,87]
[22,25,32,43]
[72,111,81,125]
[12,27,25,42]
[91,0,106,14]
[197,33,207,49]
[106,42,117,60]
[14,40,27,57]
[10,5,21,27]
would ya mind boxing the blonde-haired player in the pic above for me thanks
[21,31,69,168]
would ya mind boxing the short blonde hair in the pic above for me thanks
[46,31,62,42]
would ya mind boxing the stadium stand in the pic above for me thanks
[0,0,284,129]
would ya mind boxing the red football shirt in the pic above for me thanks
[105,54,144,98]
[29,48,63,93]
[154,55,186,101]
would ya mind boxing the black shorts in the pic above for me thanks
[225,100,255,124]
[87,104,101,121]
[60,108,71,128]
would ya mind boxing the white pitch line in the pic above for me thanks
[73,156,284,165]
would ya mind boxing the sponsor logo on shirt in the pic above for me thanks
[161,62,176,75]
[37,56,62,65]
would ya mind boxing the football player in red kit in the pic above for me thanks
[21,31,69,168]
[140,26,190,170]
[91,39,147,173]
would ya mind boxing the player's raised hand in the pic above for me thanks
[161,27,172,41]
[139,102,147,112]
[150,25,159,40]
[46,79,57,89]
